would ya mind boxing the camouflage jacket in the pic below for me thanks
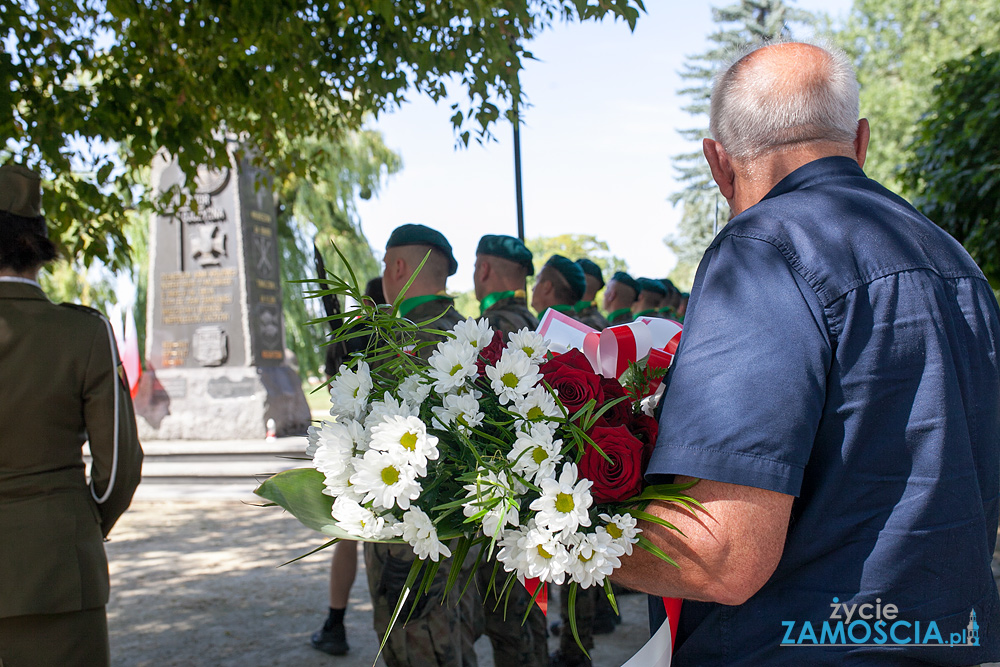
[606,307,634,327]
[479,293,538,341]
[399,295,465,362]
[574,303,609,331]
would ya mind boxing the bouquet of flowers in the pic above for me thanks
[256,270,694,654]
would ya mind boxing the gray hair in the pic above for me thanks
[709,40,860,160]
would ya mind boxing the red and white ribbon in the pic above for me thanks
[581,319,683,380]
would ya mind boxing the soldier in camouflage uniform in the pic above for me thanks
[365,224,480,667]
[531,254,586,321]
[573,259,609,331]
[474,234,538,341]
[601,271,639,326]
[471,234,547,667]
[656,278,682,321]
[631,277,669,320]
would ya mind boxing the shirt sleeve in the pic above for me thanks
[646,233,830,496]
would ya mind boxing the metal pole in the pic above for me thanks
[513,97,525,242]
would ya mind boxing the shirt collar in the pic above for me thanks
[761,156,867,203]
[0,276,42,288]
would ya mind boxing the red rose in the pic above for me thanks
[539,348,594,374]
[541,362,604,414]
[598,378,632,427]
[579,425,644,503]
[631,413,659,468]
[476,331,505,375]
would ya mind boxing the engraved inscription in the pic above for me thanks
[160,268,237,326]
[207,377,257,399]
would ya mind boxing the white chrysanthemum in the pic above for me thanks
[427,339,480,393]
[520,521,572,584]
[398,375,433,409]
[349,449,422,511]
[331,497,387,539]
[598,512,642,556]
[369,415,440,476]
[398,507,453,562]
[329,361,373,420]
[451,318,494,352]
[306,422,322,457]
[496,524,532,578]
[530,462,593,536]
[462,469,521,539]
[566,531,622,589]
[512,386,563,428]
[313,438,361,500]
[507,424,563,483]
[485,349,541,405]
[432,392,485,433]
[312,417,367,459]
[506,328,551,364]
[364,392,418,435]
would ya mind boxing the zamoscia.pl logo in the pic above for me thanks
[781,598,980,647]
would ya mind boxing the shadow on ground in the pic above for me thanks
[106,500,650,667]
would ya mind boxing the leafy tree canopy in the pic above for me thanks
[666,0,813,275]
[902,48,1000,288]
[837,0,1000,191]
[2,0,644,269]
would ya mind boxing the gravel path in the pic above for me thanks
[104,499,650,667]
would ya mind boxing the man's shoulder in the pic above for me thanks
[482,298,537,335]
[719,165,985,307]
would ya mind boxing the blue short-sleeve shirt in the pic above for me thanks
[647,157,1000,665]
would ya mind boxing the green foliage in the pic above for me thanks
[666,0,814,273]
[525,234,627,302]
[3,0,645,270]
[834,0,1000,192]
[902,49,1000,288]
[278,130,400,379]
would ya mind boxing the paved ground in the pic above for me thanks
[100,436,1000,666]
[101,438,651,667]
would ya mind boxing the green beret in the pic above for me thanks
[386,223,458,276]
[576,258,604,288]
[611,271,639,294]
[659,278,679,295]
[637,277,667,296]
[544,254,587,302]
[0,163,43,219]
[476,234,534,276]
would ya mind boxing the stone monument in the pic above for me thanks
[134,148,311,440]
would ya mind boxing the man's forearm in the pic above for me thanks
[611,477,793,605]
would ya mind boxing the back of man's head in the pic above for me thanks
[710,41,860,161]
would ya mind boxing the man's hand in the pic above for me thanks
[612,476,794,605]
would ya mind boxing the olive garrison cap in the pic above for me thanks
[637,277,668,296]
[476,234,534,275]
[610,271,639,294]
[386,223,458,276]
[544,254,587,302]
[575,258,604,288]
[0,163,43,219]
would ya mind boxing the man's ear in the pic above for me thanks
[703,138,736,201]
[854,118,870,168]
[476,258,490,283]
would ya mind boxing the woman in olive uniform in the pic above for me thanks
[0,164,143,667]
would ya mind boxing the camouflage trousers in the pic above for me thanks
[475,558,549,667]
[558,582,596,659]
[365,542,481,667]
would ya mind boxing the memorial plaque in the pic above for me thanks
[135,145,310,440]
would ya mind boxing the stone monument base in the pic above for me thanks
[134,365,311,440]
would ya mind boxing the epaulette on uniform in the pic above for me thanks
[59,302,107,319]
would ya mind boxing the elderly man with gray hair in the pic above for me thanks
[612,41,1000,665]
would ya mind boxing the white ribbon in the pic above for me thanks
[621,615,672,667]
